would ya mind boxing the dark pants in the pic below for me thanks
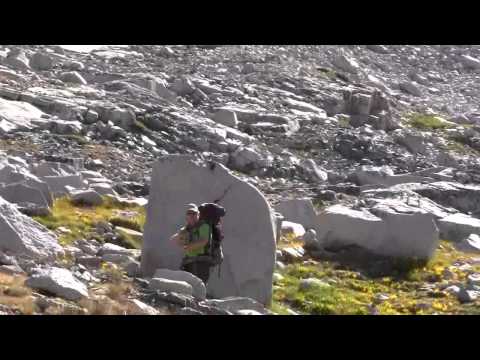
[181,259,211,284]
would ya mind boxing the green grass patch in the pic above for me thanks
[33,197,146,246]
[271,241,480,315]
[109,216,144,232]
[408,113,453,130]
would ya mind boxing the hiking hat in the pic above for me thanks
[186,203,199,214]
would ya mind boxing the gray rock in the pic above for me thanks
[98,243,133,256]
[149,278,194,296]
[102,253,134,264]
[399,81,422,97]
[124,260,140,277]
[316,201,439,259]
[30,52,53,71]
[42,175,85,197]
[154,269,206,300]
[302,229,320,249]
[200,296,269,314]
[141,155,276,305]
[170,77,195,96]
[275,198,318,231]
[176,307,203,315]
[460,55,480,70]
[62,61,85,71]
[4,50,30,71]
[299,278,331,291]
[128,299,159,315]
[437,214,480,242]
[70,190,103,206]
[0,183,49,209]
[300,159,328,182]
[457,288,480,303]
[25,267,89,301]
[213,109,238,128]
[456,234,480,253]
[59,71,87,85]
[467,273,480,286]
[0,264,25,275]
[333,52,359,74]
[76,256,102,268]
[0,197,63,260]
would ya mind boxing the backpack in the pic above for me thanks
[198,202,226,267]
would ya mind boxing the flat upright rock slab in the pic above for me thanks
[25,267,89,301]
[0,197,63,260]
[141,155,276,305]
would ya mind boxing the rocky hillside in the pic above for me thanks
[1,45,480,315]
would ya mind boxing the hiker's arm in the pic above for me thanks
[183,238,208,252]
[171,228,187,246]
[183,224,210,251]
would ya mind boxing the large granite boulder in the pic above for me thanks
[141,155,276,305]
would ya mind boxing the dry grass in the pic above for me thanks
[0,273,37,314]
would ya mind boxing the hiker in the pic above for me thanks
[171,203,213,284]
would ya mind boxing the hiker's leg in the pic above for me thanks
[195,261,211,284]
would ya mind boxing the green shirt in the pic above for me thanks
[184,223,210,257]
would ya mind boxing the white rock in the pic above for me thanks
[25,267,88,301]
[154,268,206,300]
[281,221,306,238]
[42,175,85,197]
[149,278,193,296]
[141,155,276,305]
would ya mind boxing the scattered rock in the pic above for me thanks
[149,278,194,297]
[70,189,103,206]
[153,269,206,300]
[0,197,63,260]
[456,234,480,253]
[30,52,54,71]
[59,71,87,85]
[25,267,89,301]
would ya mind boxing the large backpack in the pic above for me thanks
[198,202,226,268]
